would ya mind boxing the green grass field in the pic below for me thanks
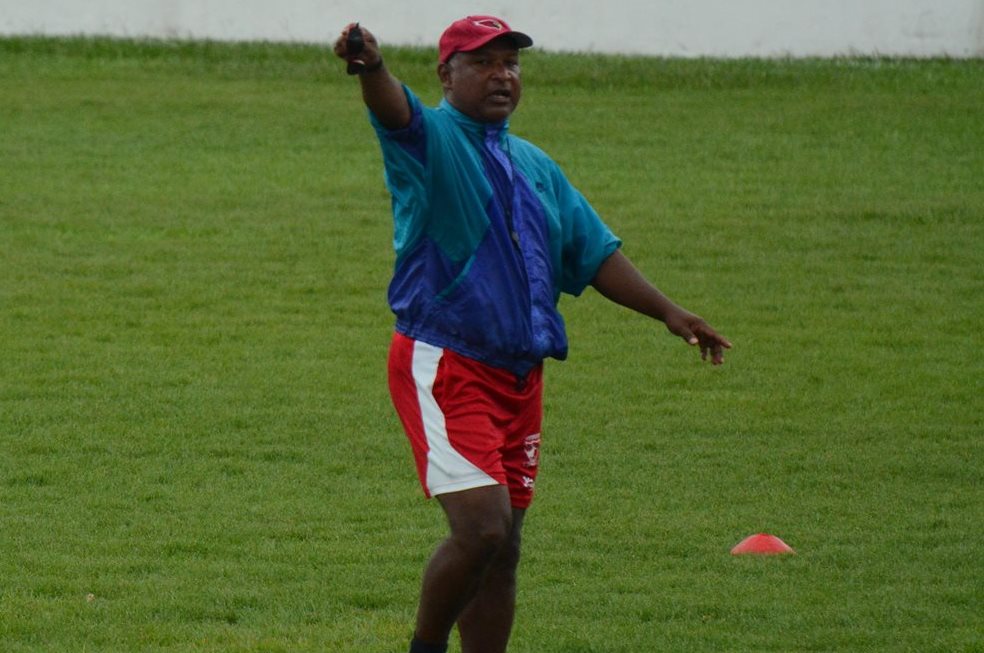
[1,37,982,652]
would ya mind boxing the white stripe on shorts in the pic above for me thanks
[411,340,499,496]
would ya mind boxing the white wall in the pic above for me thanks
[1,0,982,57]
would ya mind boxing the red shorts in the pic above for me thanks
[388,332,543,509]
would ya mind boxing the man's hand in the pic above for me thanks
[664,309,732,365]
[332,23,410,129]
[333,23,383,73]
[591,250,732,365]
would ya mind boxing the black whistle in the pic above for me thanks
[346,23,366,75]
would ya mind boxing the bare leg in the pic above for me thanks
[413,485,514,646]
[456,508,525,653]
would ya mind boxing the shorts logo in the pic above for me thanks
[523,433,541,469]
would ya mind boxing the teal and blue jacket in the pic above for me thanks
[371,87,621,377]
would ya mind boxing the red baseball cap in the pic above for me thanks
[438,15,533,63]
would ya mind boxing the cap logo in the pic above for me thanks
[473,18,504,31]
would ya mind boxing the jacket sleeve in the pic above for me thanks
[554,167,622,296]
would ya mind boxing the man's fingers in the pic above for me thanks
[667,317,730,364]
[334,22,363,58]
[693,325,731,365]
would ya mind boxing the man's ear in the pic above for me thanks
[437,62,452,91]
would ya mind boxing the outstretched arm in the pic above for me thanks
[591,250,732,364]
[333,24,411,130]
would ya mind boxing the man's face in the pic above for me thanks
[439,39,522,123]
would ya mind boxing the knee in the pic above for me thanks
[459,516,512,558]
[490,532,522,572]
[440,486,517,564]
[453,512,513,561]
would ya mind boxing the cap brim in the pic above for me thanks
[505,31,533,49]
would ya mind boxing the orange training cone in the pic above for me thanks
[731,533,795,555]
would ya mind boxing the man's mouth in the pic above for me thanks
[489,89,512,101]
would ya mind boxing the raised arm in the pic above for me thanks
[591,250,732,364]
[333,24,412,130]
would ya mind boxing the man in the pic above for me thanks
[334,16,731,653]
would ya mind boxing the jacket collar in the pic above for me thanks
[439,98,510,141]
